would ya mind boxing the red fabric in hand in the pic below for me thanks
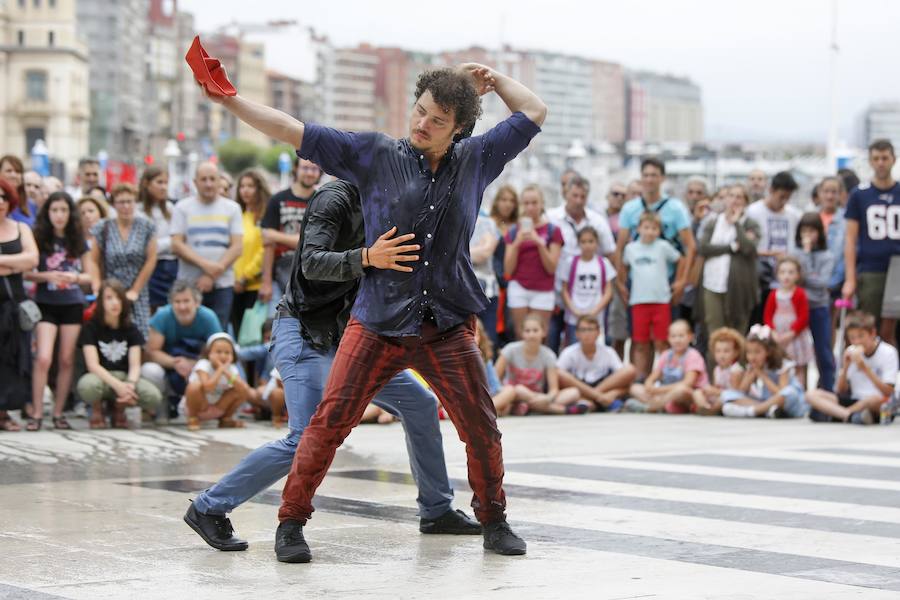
[184,35,237,97]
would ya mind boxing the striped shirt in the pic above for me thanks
[171,196,243,288]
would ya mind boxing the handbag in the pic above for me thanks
[237,300,269,346]
[0,224,41,331]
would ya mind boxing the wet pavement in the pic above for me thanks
[2,414,900,599]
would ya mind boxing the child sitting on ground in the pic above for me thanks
[556,315,637,412]
[693,327,745,415]
[494,313,587,415]
[721,324,808,418]
[806,311,898,424]
[184,332,251,431]
[626,319,709,413]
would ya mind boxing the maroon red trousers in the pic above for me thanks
[278,316,507,525]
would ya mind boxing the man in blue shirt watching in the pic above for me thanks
[199,63,546,560]
[614,157,696,379]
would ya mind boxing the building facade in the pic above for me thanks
[0,0,89,173]
[76,0,148,159]
[626,70,703,144]
[862,102,900,147]
[314,35,378,132]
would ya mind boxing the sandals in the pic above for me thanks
[52,416,72,430]
[187,416,201,432]
[25,418,42,432]
[218,418,245,429]
[0,415,21,432]
[90,414,108,429]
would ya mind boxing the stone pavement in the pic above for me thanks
[1,414,900,599]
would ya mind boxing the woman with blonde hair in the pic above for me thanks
[231,169,270,336]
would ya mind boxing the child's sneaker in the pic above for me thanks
[850,410,874,425]
[607,398,625,413]
[624,398,648,413]
[565,400,591,415]
[765,405,783,419]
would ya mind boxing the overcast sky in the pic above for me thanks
[182,0,900,145]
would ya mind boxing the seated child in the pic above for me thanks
[494,313,587,415]
[626,319,709,413]
[806,311,898,424]
[721,324,808,418]
[693,327,745,415]
[183,332,251,431]
[556,315,636,411]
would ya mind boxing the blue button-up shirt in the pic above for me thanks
[297,111,540,336]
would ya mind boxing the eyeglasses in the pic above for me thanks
[576,326,600,332]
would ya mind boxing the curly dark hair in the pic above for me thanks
[413,68,482,141]
[34,191,87,258]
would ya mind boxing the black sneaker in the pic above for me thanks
[419,509,482,535]
[183,501,248,551]
[274,519,312,563]
[482,520,526,556]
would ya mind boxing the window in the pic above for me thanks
[17,30,24,45]
[48,31,54,46]
[25,71,47,101]
[25,128,45,156]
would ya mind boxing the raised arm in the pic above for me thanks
[459,64,547,126]
[209,92,304,149]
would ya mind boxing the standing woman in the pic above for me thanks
[25,192,95,430]
[230,169,269,335]
[77,195,109,237]
[136,167,177,311]
[0,179,39,431]
[698,184,761,337]
[489,184,518,345]
[1,155,33,226]
[503,184,564,338]
[90,183,157,340]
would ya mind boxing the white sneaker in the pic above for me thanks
[624,398,648,413]
[722,403,755,418]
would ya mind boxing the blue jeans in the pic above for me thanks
[476,295,499,351]
[203,287,234,331]
[193,316,454,519]
[809,305,836,391]
[547,308,565,354]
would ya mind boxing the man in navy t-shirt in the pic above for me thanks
[843,139,900,345]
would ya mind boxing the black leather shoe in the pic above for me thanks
[183,501,248,551]
[483,520,527,556]
[419,508,482,535]
[274,519,312,563]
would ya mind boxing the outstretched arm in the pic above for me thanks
[459,64,548,126]
[202,83,304,149]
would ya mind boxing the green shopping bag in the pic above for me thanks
[238,300,269,346]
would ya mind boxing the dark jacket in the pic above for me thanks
[278,180,365,352]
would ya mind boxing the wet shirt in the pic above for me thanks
[296,111,541,336]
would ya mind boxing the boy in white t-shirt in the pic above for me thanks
[561,226,616,347]
[806,311,898,424]
[557,315,637,411]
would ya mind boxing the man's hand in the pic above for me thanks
[842,277,856,300]
[671,280,686,305]
[259,280,273,303]
[365,227,420,273]
[195,76,227,105]
[458,63,496,96]
[173,357,195,378]
[196,274,214,293]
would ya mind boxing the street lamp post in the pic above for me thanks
[163,139,182,199]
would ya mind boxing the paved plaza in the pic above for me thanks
[2,414,900,599]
